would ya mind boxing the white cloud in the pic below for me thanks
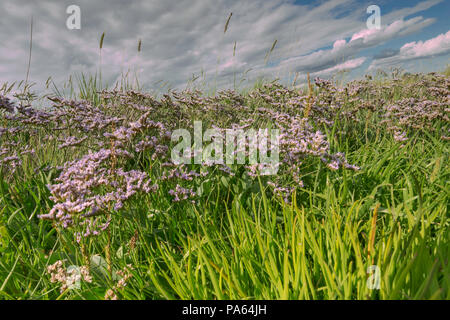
[313,57,367,76]
[269,16,436,76]
[0,0,445,93]
[369,30,450,70]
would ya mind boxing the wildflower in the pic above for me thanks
[58,136,88,149]
[47,260,92,293]
[0,95,15,113]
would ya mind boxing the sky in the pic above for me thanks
[0,0,449,93]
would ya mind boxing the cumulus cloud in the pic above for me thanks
[313,57,367,76]
[369,30,450,69]
[271,15,435,75]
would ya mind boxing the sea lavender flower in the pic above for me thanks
[0,95,15,113]
[58,136,88,149]
[168,184,196,202]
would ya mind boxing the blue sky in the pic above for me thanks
[0,0,448,92]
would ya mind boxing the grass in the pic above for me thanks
[0,71,448,300]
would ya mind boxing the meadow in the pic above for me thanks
[0,69,448,300]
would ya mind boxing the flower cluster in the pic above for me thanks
[0,95,15,113]
[38,148,158,234]
[382,98,449,141]
[104,264,134,300]
[47,260,92,293]
[2,71,447,240]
